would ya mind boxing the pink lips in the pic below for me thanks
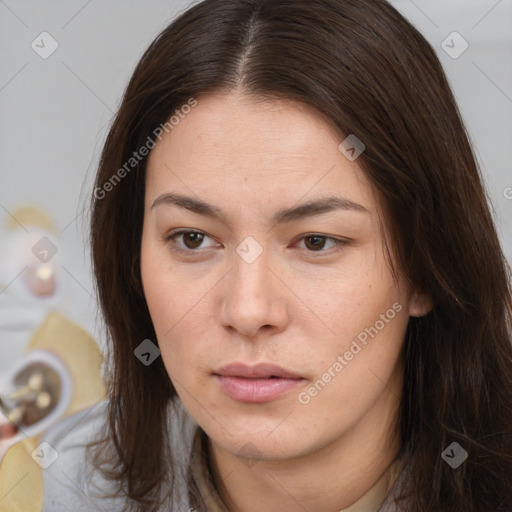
[213,363,305,403]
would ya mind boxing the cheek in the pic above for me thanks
[140,241,214,381]
[302,248,408,398]
[312,297,407,387]
[301,248,404,346]
[300,304,408,435]
[141,238,204,331]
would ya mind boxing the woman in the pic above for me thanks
[51,0,512,510]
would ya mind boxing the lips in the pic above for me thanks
[213,362,305,403]
[213,362,303,380]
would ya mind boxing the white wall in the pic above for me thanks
[0,0,510,371]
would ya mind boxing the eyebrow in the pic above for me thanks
[151,192,370,225]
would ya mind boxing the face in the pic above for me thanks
[141,90,429,462]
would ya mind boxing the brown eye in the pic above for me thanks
[304,235,328,251]
[182,232,204,249]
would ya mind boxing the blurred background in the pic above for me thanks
[0,0,511,371]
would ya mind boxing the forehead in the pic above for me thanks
[145,90,379,218]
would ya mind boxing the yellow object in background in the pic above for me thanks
[0,311,106,511]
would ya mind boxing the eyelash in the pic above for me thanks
[164,229,349,257]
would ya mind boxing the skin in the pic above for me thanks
[141,89,431,512]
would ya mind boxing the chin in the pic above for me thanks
[204,414,315,460]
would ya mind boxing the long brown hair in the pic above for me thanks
[89,0,512,510]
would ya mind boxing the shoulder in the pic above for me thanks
[40,398,197,511]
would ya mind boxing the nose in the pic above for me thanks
[220,249,289,339]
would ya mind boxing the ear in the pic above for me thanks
[408,290,433,317]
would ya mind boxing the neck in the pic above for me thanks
[207,387,403,512]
